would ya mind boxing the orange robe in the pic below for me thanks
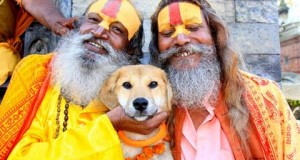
[0,54,52,159]
[8,80,123,159]
[172,71,300,160]
[0,54,124,159]
[0,0,34,85]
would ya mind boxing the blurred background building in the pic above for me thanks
[279,0,300,75]
[279,0,300,119]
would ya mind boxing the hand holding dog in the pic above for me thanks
[107,106,168,135]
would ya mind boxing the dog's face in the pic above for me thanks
[100,65,172,121]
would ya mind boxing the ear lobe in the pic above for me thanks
[99,71,120,110]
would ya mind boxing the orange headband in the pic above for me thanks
[158,2,202,38]
[88,0,141,40]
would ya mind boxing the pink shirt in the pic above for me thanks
[181,99,235,160]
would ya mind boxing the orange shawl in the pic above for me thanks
[172,71,300,160]
[0,54,53,159]
[6,0,34,54]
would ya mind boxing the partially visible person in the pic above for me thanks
[0,0,167,159]
[149,0,300,159]
[0,0,75,85]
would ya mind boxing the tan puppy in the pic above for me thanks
[100,65,173,160]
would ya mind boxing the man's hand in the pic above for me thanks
[22,0,77,36]
[107,107,168,135]
[51,17,77,36]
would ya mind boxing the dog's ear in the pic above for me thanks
[99,70,120,110]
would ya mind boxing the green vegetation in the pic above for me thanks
[287,99,300,109]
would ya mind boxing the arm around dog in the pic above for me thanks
[107,106,169,135]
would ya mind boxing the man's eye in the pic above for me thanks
[111,26,123,34]
[161,29,174,37]
[88,17,100,23]
[187,25,200,32]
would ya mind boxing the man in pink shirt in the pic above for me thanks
[149,0,300,159]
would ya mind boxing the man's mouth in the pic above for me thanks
[168,50,202,70]
[175,51,194,57]
[83,40,108,55]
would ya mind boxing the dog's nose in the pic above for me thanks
[133,98,148,112]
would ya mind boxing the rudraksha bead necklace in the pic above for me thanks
[55,93,70,138]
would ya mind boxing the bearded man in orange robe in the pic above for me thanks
[149,0,300,159]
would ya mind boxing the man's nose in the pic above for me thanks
[175,33,190,46]
[92,26,109,40]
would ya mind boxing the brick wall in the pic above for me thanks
[281,36,300,73]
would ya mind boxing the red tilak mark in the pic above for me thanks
[169,3,182,25]
[101,0,122,18]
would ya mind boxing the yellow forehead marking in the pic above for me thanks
[158,2,202,38]
[88,0,141,40]
[173,25,190,38]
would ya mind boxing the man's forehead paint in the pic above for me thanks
[169,2,182,25]
[101,0,122,18]
[88,0,141,40]
[158,2,203,38]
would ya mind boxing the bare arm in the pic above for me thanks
[21,0,76,35]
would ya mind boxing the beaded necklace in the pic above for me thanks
[55,92,87,138]
[55,93,70,138]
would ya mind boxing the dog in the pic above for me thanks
[100,64,173,160]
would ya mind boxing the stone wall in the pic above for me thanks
[227,0,280,82]
[24,0,281,82]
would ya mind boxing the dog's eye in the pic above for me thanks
[149,81,158,89]
[122,82,132,89]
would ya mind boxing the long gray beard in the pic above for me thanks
[51,31,130,106]
[160,44,221,108]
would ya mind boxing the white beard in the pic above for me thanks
[160,44,221,108]
[51,31,130,106]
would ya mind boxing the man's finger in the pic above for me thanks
[62,17,78,29]
[151,111,168,122]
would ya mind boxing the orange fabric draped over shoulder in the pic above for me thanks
[171,71,300,160]
[0,54,53,159]
[7,0,34,54]
[241,71,300,160]
[0,0,34,85]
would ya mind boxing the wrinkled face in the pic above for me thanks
[79,0,141,55]
[52,31,131,106]
[100,65,172,121]
[157,2,214,70]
